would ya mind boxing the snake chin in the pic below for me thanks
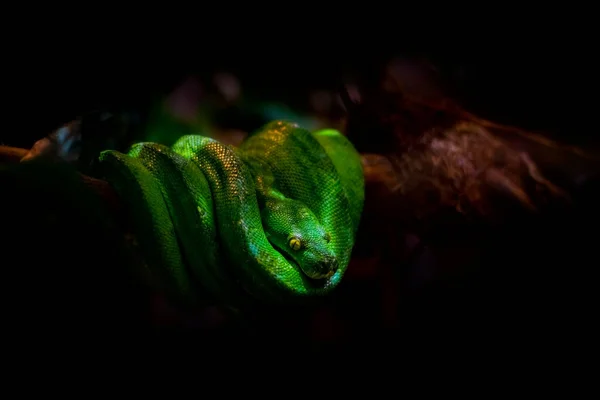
[305,269,336,280]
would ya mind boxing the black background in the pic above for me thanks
[2,18,598,370]
[4,24,597,149]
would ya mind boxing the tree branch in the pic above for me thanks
[0,145,122,214]
[0,145,28,163]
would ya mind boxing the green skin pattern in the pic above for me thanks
[98,121,364,307]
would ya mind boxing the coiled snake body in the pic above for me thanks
[98,121,364,306]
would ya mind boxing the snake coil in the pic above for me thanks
[98,121,364,307]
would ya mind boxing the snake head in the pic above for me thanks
[262,199,338,280]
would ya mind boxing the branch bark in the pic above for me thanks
[0,145,28,163]
[0,145,122,214]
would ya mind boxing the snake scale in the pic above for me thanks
[98,120,364,307]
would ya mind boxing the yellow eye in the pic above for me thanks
[288,237,302,251]
[324,232,331,243]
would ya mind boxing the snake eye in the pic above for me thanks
[288,237,302,251]
[323,232,331,243]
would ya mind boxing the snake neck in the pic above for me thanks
[255,183,286,209]
[240,157,285,208]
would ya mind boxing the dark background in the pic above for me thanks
[5,37,597,148]
[2,25,598,368]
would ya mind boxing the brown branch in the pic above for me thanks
[0,145,122,214]
[395,94,599,160]
[0,145,28,163]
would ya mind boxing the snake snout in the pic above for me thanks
[308,256,338,280]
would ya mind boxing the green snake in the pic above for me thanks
[98,120,364,307]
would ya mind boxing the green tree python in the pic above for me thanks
[98,120,364,308]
